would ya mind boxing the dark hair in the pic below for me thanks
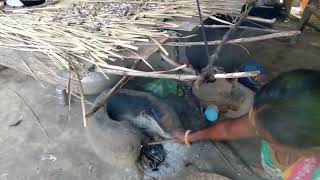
[254,69,320,149]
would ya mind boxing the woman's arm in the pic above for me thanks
[173,114,256,144]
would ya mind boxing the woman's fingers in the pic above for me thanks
[171,129,186,144]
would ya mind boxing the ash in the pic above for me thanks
[142,142,189,178]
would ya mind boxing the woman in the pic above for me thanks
[173,69,320,180]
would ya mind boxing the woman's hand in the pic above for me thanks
[172,129,187,144]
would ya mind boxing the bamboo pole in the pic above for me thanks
[161,31,301,46]
[100,69,260,80]
[246,16,276,24]
[200,25,280,33]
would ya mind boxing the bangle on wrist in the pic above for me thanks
[184,130,192,145]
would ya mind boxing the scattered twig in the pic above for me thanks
[150,37,169,56]
[210,16,234,25]
[12,90,52,141]
[71,92,93,105]
[228,43,251,55]
[21,59,45,88]
[160,53,196,74]
[67,68,72,126]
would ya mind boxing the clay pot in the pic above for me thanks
[81,72,121,95]
[193,79,254,118]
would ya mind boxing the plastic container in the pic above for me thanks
[55,85,68,106]
[239,60,266,92]
[204,105,219,123]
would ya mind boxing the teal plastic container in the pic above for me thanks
[204,105,219,123]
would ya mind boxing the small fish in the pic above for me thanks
[121,111,171,139]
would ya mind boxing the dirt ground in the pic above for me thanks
[0,68,260,180]
[0,22,319,180]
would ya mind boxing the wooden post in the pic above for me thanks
[299,0,319,31]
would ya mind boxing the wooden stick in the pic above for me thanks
[100,69,260,81]
[147,139,176,145]
[209,5,253,67]
[12,90,53,141]
[246,16,276,24]
[162,31,301,46]
[86,59,141,118]
[310,5,320,20]
[195,6,252,87]
[299,0,319,31]
[200,25,280,33]
[160,53,196,74]
[68,58,87,127]
[150,37,169,56]
[210,16,234,25]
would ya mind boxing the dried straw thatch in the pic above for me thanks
[0,0,248,127]
[0,0,246,75]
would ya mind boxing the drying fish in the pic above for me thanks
[119,110,171,139]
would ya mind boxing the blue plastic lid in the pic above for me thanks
[239,60,266,91]
[205,105,219,122]
[242,60,265,74]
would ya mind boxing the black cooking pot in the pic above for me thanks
[20,0,46,6]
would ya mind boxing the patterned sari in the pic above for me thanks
[249,108,320,180]
[261,140,320,180]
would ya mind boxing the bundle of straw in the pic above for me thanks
[0,0,246,76]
